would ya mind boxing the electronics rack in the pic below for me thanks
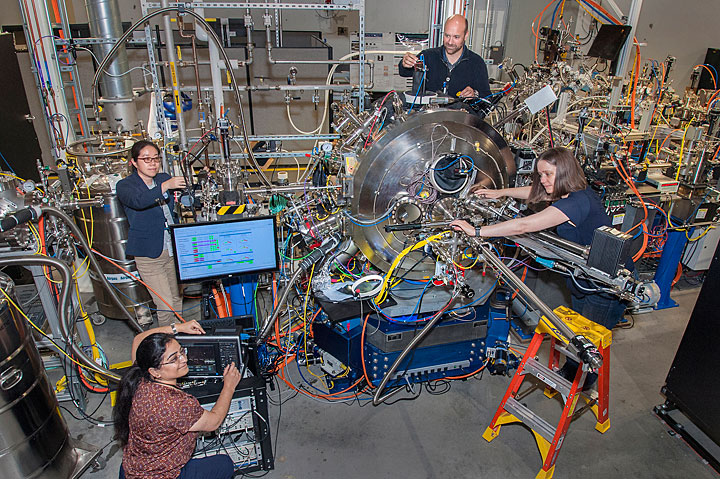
[180,317,273,474]
[188,375,274,474]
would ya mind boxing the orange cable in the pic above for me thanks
[92,248,186,322]
[360,313,374,389]
[532,0,557,64]
[694,64,717,90]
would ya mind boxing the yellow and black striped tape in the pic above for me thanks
[217,205,246,216]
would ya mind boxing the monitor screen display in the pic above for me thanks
[170,216,279,282]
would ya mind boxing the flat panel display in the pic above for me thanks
[170,216,279,282]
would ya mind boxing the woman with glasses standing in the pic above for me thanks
[114,320,240,478]
[117,140,187,328]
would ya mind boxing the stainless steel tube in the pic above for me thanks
[160,0,188,149]
[0,256,121,382]
[471,238,602,369]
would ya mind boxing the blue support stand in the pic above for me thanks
[653,229,689,310]
[226,274,258,317]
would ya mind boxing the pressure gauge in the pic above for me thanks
[320,142,333,153]
[21,180,36,193]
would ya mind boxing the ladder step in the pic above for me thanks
[505,396,556,442]
[524,357,574,397]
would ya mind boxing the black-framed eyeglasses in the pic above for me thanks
[160,347,188,366]
[137,156,161,164]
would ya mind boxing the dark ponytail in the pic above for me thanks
[113,333,174,446]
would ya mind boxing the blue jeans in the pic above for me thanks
[120,455,234,479]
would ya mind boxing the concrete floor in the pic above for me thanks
[69,286,717,479]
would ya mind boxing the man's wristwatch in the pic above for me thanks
[475,227,482,237]
[170,323,178,335]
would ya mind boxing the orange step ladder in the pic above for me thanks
[483,306,612,479]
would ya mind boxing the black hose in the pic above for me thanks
[0,206,41,232]
[256,234,340,342]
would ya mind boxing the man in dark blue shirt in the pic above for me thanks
[398,14,491,100]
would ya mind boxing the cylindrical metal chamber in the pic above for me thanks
[74,179,152,320]
[351,109,514,279]
[0,273,78,478]
[85,0,138,130]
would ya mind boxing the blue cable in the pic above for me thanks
[472,81,515,105]
[343,210,390,227]
[0,152,16,175]
[704,63,719,84]
[550,0,562,28]
[577,0,615,24]
[408,54,425,113]
[445,280,497,315]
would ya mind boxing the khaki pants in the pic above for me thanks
[134,250,183,326]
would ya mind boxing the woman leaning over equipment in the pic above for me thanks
[114,320,240,479]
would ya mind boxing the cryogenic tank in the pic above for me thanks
[74,175,152,320]
[0,273,78,478]
[351,109,514,279]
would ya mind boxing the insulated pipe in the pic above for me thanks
[85,0,138,131]
[41,206,143,333]
[532,231,590,258]
[160,0,188,150]
[0,255,121,382]
[256,266,304,342]
[372,294,458,406]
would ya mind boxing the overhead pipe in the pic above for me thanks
[263,11,365,66]
[90,6,272,186]
[85,0,138,131]
[160,0,188,151]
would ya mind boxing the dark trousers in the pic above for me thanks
[561,292,626,385]
[571,292,627,331]
[120,455,234,479]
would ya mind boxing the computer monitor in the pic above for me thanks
[170,216,279,283]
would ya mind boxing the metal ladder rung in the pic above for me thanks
[524,357,573,397]
[504,396,556,442]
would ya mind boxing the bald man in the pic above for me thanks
[398,15,490,100]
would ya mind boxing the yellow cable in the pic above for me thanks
[0,172,27,183]
[675,118,695,181]
[302,265,326,381]
[0,288,110,377]
[27,223,42,254]
[453,251,480,270]
[575,0,603,24]
[55,375,67,393]
[74,280,100,358]
[375,231,447,304]
[686,225,715,242]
